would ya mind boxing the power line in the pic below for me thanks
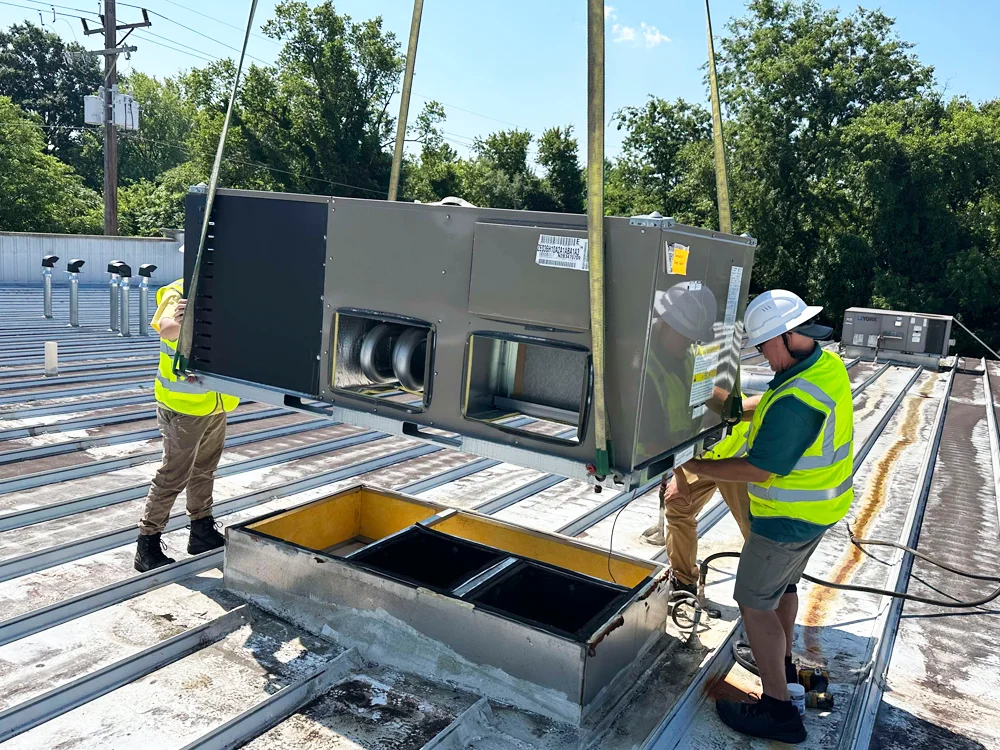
[6,117,392,196]
[17,0,99,19]
[0,0,87,19]
[119,132,389,196]
[135,28,219,62]
[116,2,271,65]
[154,0,278,45]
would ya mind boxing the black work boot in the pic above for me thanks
[717,694,806,744]
[134,533,176,573]
[188,516,225,555]
[668,569,698,598]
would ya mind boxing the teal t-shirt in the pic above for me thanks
[747,344,834,542]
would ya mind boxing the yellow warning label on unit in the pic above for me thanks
[690,368,717,407]
[689,342,719,407]
[693,343,721,375]
[666,243,690,275]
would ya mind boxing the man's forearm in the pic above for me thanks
[685,456,771,483]
[741,394,762,421]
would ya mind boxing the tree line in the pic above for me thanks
[2,0,999,350]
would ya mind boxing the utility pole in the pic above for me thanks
[102,1,117,235]
[81,3,150,236]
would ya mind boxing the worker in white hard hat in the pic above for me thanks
[682,289,853,744]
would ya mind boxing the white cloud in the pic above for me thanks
[604,5,616,20]
[641,22,671,47]
[612,23,637,43]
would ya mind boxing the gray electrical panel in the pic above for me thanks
[842,307,954,367]
[183,189,755,488]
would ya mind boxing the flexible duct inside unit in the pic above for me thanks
[332,312,432,407]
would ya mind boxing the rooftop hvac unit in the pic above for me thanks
[182,189,755,488]
[842,307,954,367]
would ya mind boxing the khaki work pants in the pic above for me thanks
[664,469,752,586]
[138,407,227,535]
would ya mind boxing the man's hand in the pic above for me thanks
[661,466,691,504]
[157,297,186,342]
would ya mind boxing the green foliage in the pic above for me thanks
[606,98,713,221]
[537,126,585,213]
[118,162,206,237]
[2,1,1000,353]
[402,119,585,213]
[0,23,101,176]
[0,97,100,234]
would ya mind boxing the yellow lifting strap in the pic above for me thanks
[586,0,613,476]
[705,0,743,424]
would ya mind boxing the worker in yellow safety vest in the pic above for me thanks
[134,244,240,573]
[683,289,852,744]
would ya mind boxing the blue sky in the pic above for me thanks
[2,0,998,159]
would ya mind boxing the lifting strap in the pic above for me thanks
[705,0,743,423]
[174,0,259,376]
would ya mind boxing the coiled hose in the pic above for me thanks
[671,530,1000,633]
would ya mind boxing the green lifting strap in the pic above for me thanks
[174,0,259,376]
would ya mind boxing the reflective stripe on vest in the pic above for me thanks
[153,279,239,416]
[747,350,854,526]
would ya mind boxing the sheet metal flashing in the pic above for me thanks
[223,483,669,725]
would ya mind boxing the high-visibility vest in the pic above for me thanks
[747,350,854,526]
[702,412,751,461]
[153,279,239,416]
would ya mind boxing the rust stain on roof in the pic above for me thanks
[802,377,934,658]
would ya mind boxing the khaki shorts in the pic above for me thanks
[733,531,825,611]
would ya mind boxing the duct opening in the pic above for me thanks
[466,560,629,641]
[349,525,508,593]
[247,485,444,555]
[463,334,588,443]
[331,311,434,410]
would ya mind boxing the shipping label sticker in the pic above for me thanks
[536,234,589,271]
[666,242,690,275]
[724,266,744,327]
[674,444,696,467]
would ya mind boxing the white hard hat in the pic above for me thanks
[745,289,832,346]
[653,282,718,342]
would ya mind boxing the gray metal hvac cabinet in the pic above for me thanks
[183,188,755,488]
[842,307,954,367]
